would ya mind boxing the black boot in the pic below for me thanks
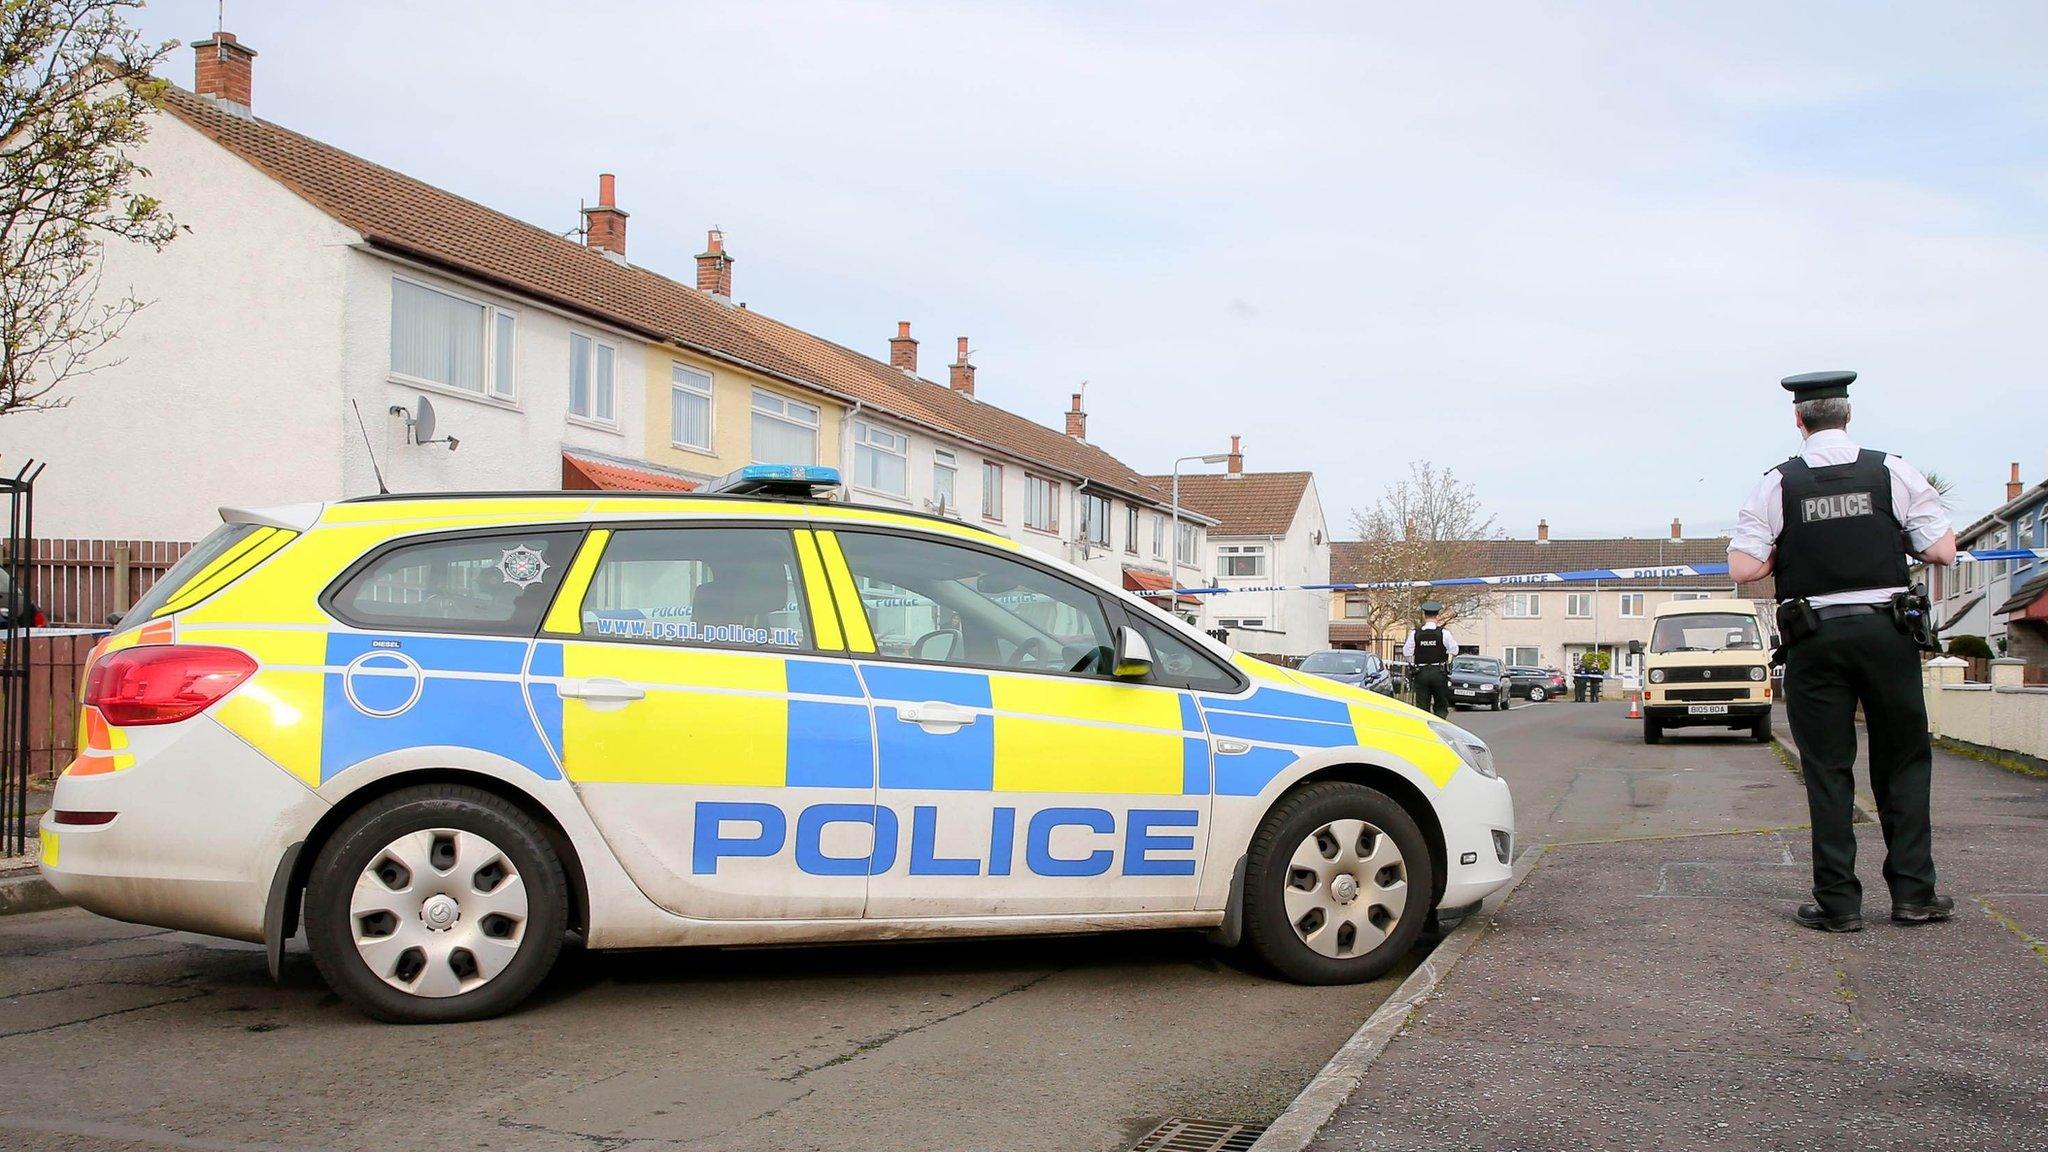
[1891,895,1955,924]
[1795,903,1862,933]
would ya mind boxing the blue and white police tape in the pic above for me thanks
[1162,548,2046,597]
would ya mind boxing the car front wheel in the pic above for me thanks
[1527,686,1546,703]
[1242,782,1434,985]
[304,784,567,1023]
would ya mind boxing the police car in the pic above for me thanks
[41,467,1513,1023]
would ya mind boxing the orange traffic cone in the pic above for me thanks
[1626,691,1641,720]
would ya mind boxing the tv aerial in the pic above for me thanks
[389,395,459,451]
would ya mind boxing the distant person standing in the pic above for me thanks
[1729,370,1957,933]
[1402,601,1457,718]
[1572,656,1591,702]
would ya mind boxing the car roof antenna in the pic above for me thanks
[352,400,390,495]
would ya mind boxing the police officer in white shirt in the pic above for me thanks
[1729,370,1957,933]
[1401,601,1458,718]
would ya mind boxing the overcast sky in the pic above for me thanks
[136,2,2046,539]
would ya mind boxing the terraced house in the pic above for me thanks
[8,31,1211,619]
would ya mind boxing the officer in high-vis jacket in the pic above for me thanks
[1402,601,1457,719]
[1729,370,1957,933]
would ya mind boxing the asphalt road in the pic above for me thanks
[0,714,1629,1152]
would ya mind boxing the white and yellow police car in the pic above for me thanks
[41,467,1512,1022]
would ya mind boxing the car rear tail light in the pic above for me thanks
[84,645,257,726]
[52,810,117,826]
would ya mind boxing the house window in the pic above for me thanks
[1619,592,1645,617]
[1152,514,1166,558]
[1025,475,1059,533]
[1345,595,1369,618]
[1991,528,2009,578]
[1567,592,1592,618]
[1079,492,1112,547]
[1125,505,1139,554]
[389,277,515,400]
[1176,522,1199,566]
[933,450,957,515]
[982,461,1004,520]
[751,388,819,465]
[1216,543,1267,578]
[851,419,908,496]
[568,332,616,423]
[1503,592,1540,618]
[1218,617,1267,630]
[1505,646,1540,666]
[1672,591,1713,601]
[669,363,712,451]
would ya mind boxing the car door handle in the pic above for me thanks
[557,677,646,708]
[896,701,978,732]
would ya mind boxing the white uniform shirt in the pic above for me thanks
[1730,428,1950,607]
[1401,623,1459,663]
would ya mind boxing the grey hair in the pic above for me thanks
[1795,397,1851,432]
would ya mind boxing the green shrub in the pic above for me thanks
[1947,634,1994,659]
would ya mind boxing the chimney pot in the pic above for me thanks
[889,322,918,373]
[695,228,734,296]
[1671,517,1682,540]
[1065,392,1088,439]
[581,173,628,259]
[2008,462,2023,502]
[193,30,257,113]
[1227,434,1244,475]
[1537,519,1550,542]
[948,337,976,396]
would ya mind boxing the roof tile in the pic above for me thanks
[1139,472,1312,537]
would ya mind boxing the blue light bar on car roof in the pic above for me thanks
[708,464,843,497]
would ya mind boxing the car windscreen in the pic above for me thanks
[1299,651,1366,674]
[1451,657,1500,674]
[1650,612,1762,654]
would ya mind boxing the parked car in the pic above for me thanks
[0,567,45,629]
[41,465,1515,1023]
[1298,649,1396,695]
[1507,665,1566,702]
[1450,655,1511,710]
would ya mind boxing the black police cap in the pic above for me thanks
[1420,600,1443,615]
[1781,370,1855,400]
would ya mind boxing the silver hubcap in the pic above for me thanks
[1284,818,1408,958]
[351,828,528,998]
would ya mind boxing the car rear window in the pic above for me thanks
[118,522,262,630]
[328,530,582,635]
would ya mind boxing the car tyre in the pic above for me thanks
[1751,716,1772,743]
[1493,690,1507,711]
[1242,781,1435,985]
[1644,719,1663,745]
[305,784,567,1024]
[1527,686,1547,703]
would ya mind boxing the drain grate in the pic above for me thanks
[1130,1118,1267,1152]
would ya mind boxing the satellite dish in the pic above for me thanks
[412,395,437,445]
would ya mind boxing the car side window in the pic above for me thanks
[330,530,581,635]
[1126,614,1241,693]
[833,531,1114,675]
[578,527,810,651]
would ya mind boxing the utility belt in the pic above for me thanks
[1773,583,1938,664]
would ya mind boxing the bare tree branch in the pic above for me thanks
[1,0,178,416]
[1344,461,1499,644]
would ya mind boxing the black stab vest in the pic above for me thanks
[1774,448,1911,599]
[1412,626,1449,666]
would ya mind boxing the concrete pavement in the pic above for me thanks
[1310,702,2048,1152]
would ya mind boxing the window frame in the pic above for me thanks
[1344,595,1369,618]
[570,522,820,656]
[1024,474,1060,535]
[1504,645,1541,667]
[749,387,822,465]
[1079,491,1112,548]
[668,362,715,453]
[849,418,911,498]
[1124,505,1139,554]
[1216,543,1268,579]
[1619,592,1646,618]
[567,330,619,427]
[932,449,958,516]
[981,461,1005,522]
[388,273,519,405]
[1152,514,1166,558]
[1503,591,1540,618]
[1176,521,1199,567]
[1566,592,1593,618]
[320,524,589,638]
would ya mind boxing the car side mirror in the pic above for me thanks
[1628,639,1644,655]
[1113,626,1153,679]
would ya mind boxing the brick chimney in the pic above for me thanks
[948,337,976,396]
[1671,517,1683,540]
[1065,393,1087,439]
[2008,462,2023,502]
[582,174,628,260]
[193,31,256,113]
[1537,519,1549,542]
[889,322,918,373]
[696,229,734,297]
[1226,435,1244,475]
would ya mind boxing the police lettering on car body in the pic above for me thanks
[40,466,1514,1024]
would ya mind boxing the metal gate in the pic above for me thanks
[2,460,46,856]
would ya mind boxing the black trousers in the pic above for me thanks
[1784,611,1938,917]
[1413,665,1451,718]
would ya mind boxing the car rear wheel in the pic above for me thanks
[1242,782,1434,985]
[1527,686,1546,703]
[1751,716,1772,743]
[305,784,567,1024]
[1644,719,1663,745]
